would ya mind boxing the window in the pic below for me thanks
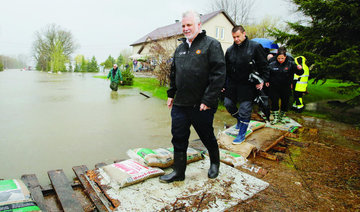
[216,27,225,40]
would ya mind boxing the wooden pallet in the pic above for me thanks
[20,162,119,212]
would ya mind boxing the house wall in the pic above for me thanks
[132,36,181,56]
[131,12,234,56]
[202,13,234,53]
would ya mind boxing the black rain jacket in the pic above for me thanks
[224,37,270,102]
[167,30,226,108]
[268,57,304,86]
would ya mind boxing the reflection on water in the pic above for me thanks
[0,70,230,185]
[110,91,119,100]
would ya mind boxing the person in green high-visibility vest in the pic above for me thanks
[292,56,310,112]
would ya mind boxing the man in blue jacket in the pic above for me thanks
[160,10,226,183]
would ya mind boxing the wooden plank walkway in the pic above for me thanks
[13,162,118,212]
[48,169,84,212]
[21,174,49,212]
[72,165,112,212]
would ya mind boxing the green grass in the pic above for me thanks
[94,76,107,79]
[95,76,359,105]
[132,78,168,100]
[304,79,360,103]
[94,76,168,100]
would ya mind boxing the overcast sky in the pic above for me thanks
[0,0,297,64]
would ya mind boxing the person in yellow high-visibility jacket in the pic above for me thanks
[292,56,309,112]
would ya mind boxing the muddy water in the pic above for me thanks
[0,70,232,185]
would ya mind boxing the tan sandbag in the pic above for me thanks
[127,148,173,168]
[248,120,266,132]
[168,147,203,164]
[218,148,248,167]
[102,159,165,188]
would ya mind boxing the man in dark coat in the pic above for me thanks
[160,10,226,183]
[223,25,269,144]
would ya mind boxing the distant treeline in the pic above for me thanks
[0,55,27,69]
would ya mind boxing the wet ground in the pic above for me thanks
[227,113,360,211]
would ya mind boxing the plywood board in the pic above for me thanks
[95,158,269,211]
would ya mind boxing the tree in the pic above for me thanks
[50,40,67,72]
[104,55,116,69]
[0,55,27,69]
[32,24,78,72]
[74,54,87,72]
[116,54,124,66]
[269,0,360,89]
[0,62,3,71]
[121,69,135,86]
[149,39,176,86]
[210,0,256,25]
[245,16,283,39]
[81,56,88,72]
[87,56,99,72]
[119,48,132,65]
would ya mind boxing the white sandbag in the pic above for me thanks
[219,148,248,167]
[102,159,165,188]
[0,179,40,211]
[167,147,203,164]
[126,148,173,168]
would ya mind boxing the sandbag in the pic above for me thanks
[167,147,203,164]
[127,148,173,168]
[248,120,266,131]
[102,159,164,188]
[218,148,248,167]
[0,179,41,211]
[127,147,203,168]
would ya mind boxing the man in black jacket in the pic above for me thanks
[160,10,226,183]
[224,25,269,144]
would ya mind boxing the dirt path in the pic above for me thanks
[228,115,360,211]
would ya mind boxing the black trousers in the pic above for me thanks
[293,91,303,105]
[269,84,291,111]
[170,105,218,153]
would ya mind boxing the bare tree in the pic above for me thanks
[245,16,284,39]
[210,0,256,25]
[32,24,78,72]
[148,38,178,86]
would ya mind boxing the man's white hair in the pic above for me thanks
[182,10,201,25]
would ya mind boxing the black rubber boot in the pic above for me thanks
[159,151,187,183]
[208,148,220,179]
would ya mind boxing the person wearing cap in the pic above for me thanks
[107,64,123,91]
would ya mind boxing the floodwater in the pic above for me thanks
[0,70,229,185]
